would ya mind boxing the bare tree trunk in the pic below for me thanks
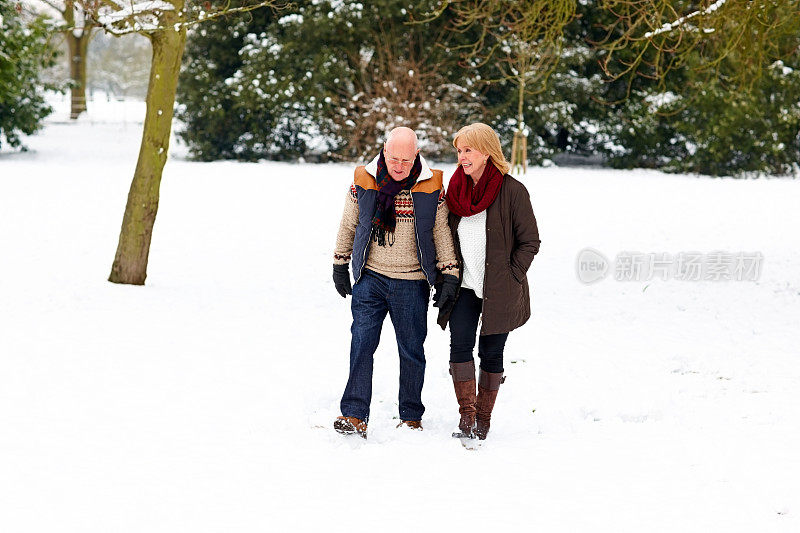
[108,22,187,285]
[510,76,528,176]
[66,29,91,119]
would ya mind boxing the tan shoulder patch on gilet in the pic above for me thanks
[354,166,378,190]
[411,169,443,194]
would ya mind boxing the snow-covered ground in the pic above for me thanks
[1,109,799,532]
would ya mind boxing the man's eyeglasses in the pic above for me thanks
[384,151,418,167]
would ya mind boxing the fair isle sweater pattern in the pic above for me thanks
[334,184,459,280]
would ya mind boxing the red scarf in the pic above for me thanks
[446,161,504,217]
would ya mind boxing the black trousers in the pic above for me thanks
[448,288,508,373]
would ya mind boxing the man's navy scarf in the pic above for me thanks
[371,150,422,247]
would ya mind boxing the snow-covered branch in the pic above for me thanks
[94,0,280,36]
[97,0,174,25]
[644,0,727,38]
[95,0,174,34]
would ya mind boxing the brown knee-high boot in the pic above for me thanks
[475,369,505,440]
[449,361,476,438]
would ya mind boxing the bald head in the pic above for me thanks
[385,127,418,154]
[383,127,419,181]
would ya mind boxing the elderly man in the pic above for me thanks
[332,127,459,438]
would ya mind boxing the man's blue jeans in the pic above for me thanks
[340,270,429,422]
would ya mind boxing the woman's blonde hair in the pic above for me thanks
[452,122,511,175]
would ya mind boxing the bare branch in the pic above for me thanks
[598,0,800,91]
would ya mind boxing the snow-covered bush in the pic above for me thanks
[0,1,59,149]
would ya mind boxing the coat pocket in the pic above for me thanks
[508,259,524,284]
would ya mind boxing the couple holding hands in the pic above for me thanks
[332,123,540,442]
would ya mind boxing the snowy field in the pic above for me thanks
[1,106,799,532]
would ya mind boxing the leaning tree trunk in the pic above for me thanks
[108,21,187,285]
[66,30,91,119]
[510,75,528,176]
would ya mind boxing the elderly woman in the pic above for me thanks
[434,123,540,441]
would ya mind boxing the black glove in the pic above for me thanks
[433,274,459,312]
[333,264,352,298]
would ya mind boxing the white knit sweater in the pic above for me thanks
[457,210,487,298]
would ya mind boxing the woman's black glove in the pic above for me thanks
[333,264,352,298]
[433,274,459,315]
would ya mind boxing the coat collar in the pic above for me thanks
[364,150,433,182]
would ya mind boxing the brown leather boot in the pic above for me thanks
[334,416,367,439]
[449,361,477,438]
[396,420,423,430]
[475,369,505,440]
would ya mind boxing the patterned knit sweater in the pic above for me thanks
[334,184,459,281]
